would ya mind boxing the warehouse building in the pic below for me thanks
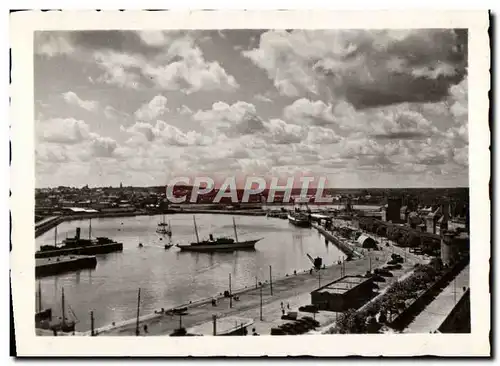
[310,276,374,312]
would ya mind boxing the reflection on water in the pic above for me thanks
[36,214,343,331]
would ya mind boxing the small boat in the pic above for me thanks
[164,243,173,249]
[36,286,77,334]
[157,215,172,237]
[138,243,144,248]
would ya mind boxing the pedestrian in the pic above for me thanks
[287,303,290,310]
[280,301,283,309]
[282,308,285,316]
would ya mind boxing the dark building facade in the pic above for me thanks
[310,276,374,312]
[386,197,402,223]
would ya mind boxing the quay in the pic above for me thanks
[313,223,362,259]
[89,245,412,336]
[35,242,123,258]
[188,316,254,336]
[35,255,97,277]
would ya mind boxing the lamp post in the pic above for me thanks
[229,273,232,309]
[269,265,273,296]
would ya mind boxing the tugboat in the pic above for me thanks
[36,221,123,258]
[176,216,262,252]
[287,212,312,228]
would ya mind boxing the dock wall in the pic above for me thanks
[313,224,360,259]
[36,256,97,277]
[35,242,123,258]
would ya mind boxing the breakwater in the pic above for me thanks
[36,255,97,277]
[35,242,123,258]
[35,209,268,238]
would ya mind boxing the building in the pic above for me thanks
[386,197,402,223]
[441,230,469,266]
[400,205,409,223]
[310,276,374,312]
[356,235,377,249]
[425,207,441,234]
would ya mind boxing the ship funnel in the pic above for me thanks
[75,227,81,240]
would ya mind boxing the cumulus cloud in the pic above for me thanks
[137,31,172,47]
[38,118,90,144]
[35,32,75,57]
[244,29,467,108]
[93,34,239,94]
[89,134,118,157]
[122,120,211,147]
[177,105,193,115]
[254,94,272,103]
[193,101,266,137]
[94,50,143,89]
[62,91,99,111]
[134,95,169,121]
[143,38,239,94]
[263,119,305,145]
[283,98,337,126]
[306,126,342,144]
[104,105,130,120]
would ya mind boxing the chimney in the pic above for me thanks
[75,227,81,240]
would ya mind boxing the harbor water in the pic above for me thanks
[36,214,344,331]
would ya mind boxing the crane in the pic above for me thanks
[306,254,323,271]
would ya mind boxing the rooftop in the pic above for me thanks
[313,276,369,295]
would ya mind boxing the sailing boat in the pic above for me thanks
[157,214,172,237]
[176,216,262,252]
[35,287,77,333]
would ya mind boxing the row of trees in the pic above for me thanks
[332,260,443,334]
[358,218,440,254]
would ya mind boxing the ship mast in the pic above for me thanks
[232,217,239,243]
[89,218,92,240]
[193,216,200,243]
[61,287,66,326]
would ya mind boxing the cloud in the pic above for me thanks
[193,101,266,137]
[122,120,211,147]
[89,134,118,157]
[177,105,193,115]
[93,50,143,89]
[244,29,467,108]
[62,91,99,112]
[134,95,169,121]
[143,38,240,94]
[91,34,240,94]
[283,98,337,126]
[104,105,131,120]
[262,119,305,145]
[254,94,272,103]
[38,118,90,144]
[137,31,172,47]
[35,32,75,57]
[306,126,342,144]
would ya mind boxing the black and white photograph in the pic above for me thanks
[10,10,490,357]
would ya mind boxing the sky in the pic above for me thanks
[34,29,468,188]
